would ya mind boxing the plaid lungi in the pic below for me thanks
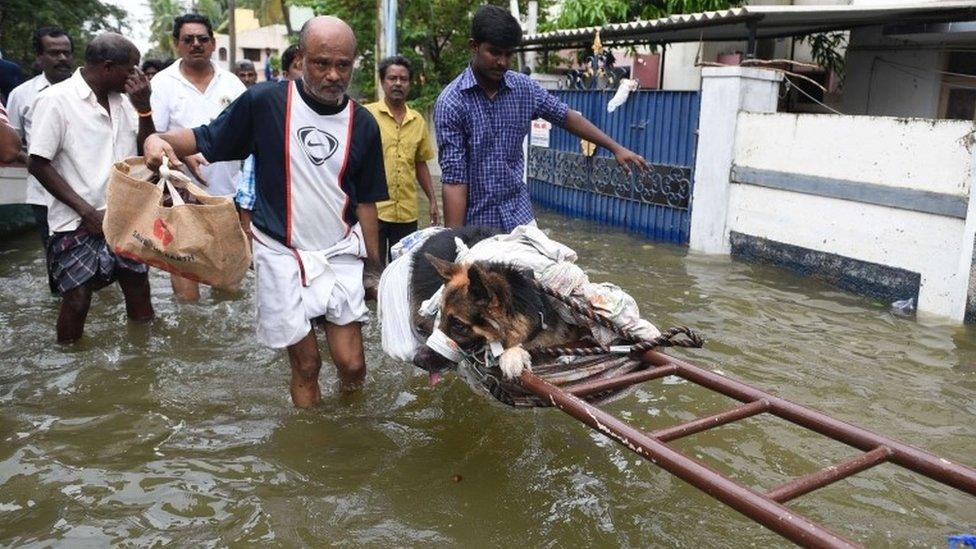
[47,227,148,294]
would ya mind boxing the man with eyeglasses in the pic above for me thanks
[149,13,247,301]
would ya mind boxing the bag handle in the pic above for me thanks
[157,155,193,207]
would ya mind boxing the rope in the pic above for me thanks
[783,77,844,116]
[529,325,704,359]
[525,278,705,359]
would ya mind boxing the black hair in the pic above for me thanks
[281,44,300,72]
[471,5,521,48]
[378,55,412,79]
[172,13,214,40]
[33,27,72,55]
[235,60,256,72]
[142,59,167,73]
[84,33,138,66]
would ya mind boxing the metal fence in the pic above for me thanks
[527,90,700,244]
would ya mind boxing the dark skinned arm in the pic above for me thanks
[357,202,382,300]
[442,184,467,228]
[143,129,199,172]
[28,155,105,234]
[416,161,440,226]
[125,67,156,155]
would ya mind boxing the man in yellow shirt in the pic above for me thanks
[365,56,439,264]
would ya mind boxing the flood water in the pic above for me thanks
[1,209,974,547]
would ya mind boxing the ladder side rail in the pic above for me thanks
[641,351,976,497]
[520,370,860,549]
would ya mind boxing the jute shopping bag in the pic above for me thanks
[103,157,251,289]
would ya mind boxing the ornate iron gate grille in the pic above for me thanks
[527,90,700,244]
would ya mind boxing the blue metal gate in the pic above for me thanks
[527,90,700,244]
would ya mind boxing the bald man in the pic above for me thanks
[144,16,388,408]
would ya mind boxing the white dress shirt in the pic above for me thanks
[29,69,139,234]
[150,60,246,196]
[7,73,53,206]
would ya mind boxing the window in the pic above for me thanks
[944,88,976,121]
[939,52,976,121]
[242,48,262,62]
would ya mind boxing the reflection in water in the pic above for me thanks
[1,210,974,546]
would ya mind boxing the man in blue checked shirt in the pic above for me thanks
[435,5,649,232]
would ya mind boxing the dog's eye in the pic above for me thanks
[448,316,471,334]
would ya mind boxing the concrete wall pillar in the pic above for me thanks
[955,150,976,322]
[689,67,783,254]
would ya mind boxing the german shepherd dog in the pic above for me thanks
[410,227,589,383]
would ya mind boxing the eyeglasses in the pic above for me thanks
[180,35,212,45]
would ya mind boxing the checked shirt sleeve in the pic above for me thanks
[434,95,468,185]
[531,80,569,128]
[234,154,256,210]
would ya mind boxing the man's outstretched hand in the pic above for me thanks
[612,146,651,174]
[143,134,182,172]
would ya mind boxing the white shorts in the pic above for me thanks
[252,229,369,349]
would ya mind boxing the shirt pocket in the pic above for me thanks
[169,93,188,125]
[64,111,110,157]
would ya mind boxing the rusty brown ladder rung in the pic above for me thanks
[650,399,770,442]
[518,349,976,548]
[567,363,678,396]
[766,446,893,504]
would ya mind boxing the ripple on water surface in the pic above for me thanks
[1,211,974,546]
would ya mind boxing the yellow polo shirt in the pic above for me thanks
[364,101,435,223]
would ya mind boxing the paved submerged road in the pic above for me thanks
[1,210,974,546]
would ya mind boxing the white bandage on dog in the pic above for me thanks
[426,328,465,363]
[489,340,504,358]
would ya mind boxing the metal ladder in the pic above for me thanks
[519,349,976,548]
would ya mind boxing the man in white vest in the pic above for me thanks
[150,13,246,301]
[143,17,388,408]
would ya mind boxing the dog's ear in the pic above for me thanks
[425,253,460,281]
[467,263,495,305]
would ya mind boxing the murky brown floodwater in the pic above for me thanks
[1,209,974,547]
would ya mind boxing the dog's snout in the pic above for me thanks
[413,345,458,373]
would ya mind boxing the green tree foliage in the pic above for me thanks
[546,0,844,84]
[800,31,847,81]
[397,0,483,110]
[147,0,289,58]
[0,0,127,72]
[546,0,742,31]
[148,0,184,59]
[639,0,743,19]
[549,0,630,30]
[195,0,229,32]
[289,0,378,100]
